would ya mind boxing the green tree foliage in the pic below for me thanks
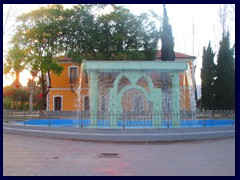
[3,80,42,110]
[139,11,161,60]
[63,5,161,61]
[4,43,27,85]
[13,5,64,109]
[61,5,98,62]
[9,4,162,109]
[201,42,216,109]
[160,4,175,61]
[95,5,144,60]
[214,32,235,110]
[3,85,29,110]
[3,97,12,110]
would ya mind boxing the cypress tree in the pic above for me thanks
[214,32,235,110]
[160,4,175,61]
[201,42,216,110]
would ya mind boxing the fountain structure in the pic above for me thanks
[81,60,189,128]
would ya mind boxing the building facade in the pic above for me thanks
[47,51,196,112]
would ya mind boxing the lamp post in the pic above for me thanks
[29,70,38,113]
[29,80,34,113]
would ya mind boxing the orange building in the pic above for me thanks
[47,56,89,111]
[47,51,196,112]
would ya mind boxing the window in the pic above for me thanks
[69,67,78,84]
[84,96,90,111]
[84,72,88,84]
[54,97,62,111]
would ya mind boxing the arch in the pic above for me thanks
[137,76,149,92]
[117,76,131,93]
[113,72,154,90]
[117,84,151,112]
[108,71,163,126]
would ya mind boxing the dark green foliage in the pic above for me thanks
[214,32,235,110]
[160,4,175,61]
[3,97,12,110]
[201,42,216,109]
[63,5,161,61]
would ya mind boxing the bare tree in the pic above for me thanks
[218,4,235,36]
[3,5,23,37]
[218,4,227,36]
[226,4,235,21]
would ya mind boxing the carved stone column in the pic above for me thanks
[89,71,98,127]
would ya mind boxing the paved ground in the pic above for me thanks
[3,133,235,176]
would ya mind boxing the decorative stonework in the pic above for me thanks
[84,61,188,127]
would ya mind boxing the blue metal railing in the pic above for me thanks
[3,110,235,129]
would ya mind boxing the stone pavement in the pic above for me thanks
[3,133,235,176]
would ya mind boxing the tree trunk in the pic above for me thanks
[40,74,47,110]
[29,89,33,112]
[16,71,20,84]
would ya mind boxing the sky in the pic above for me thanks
[3,4,235,88]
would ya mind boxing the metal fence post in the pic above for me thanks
[80,112,83,128]
[167,112,169,129]
[203,109,206,128]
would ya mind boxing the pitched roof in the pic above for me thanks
[156,50,196,59]
[57,55,72,61]
[56,51,196,61]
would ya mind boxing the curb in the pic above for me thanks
[3,124,235,142]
